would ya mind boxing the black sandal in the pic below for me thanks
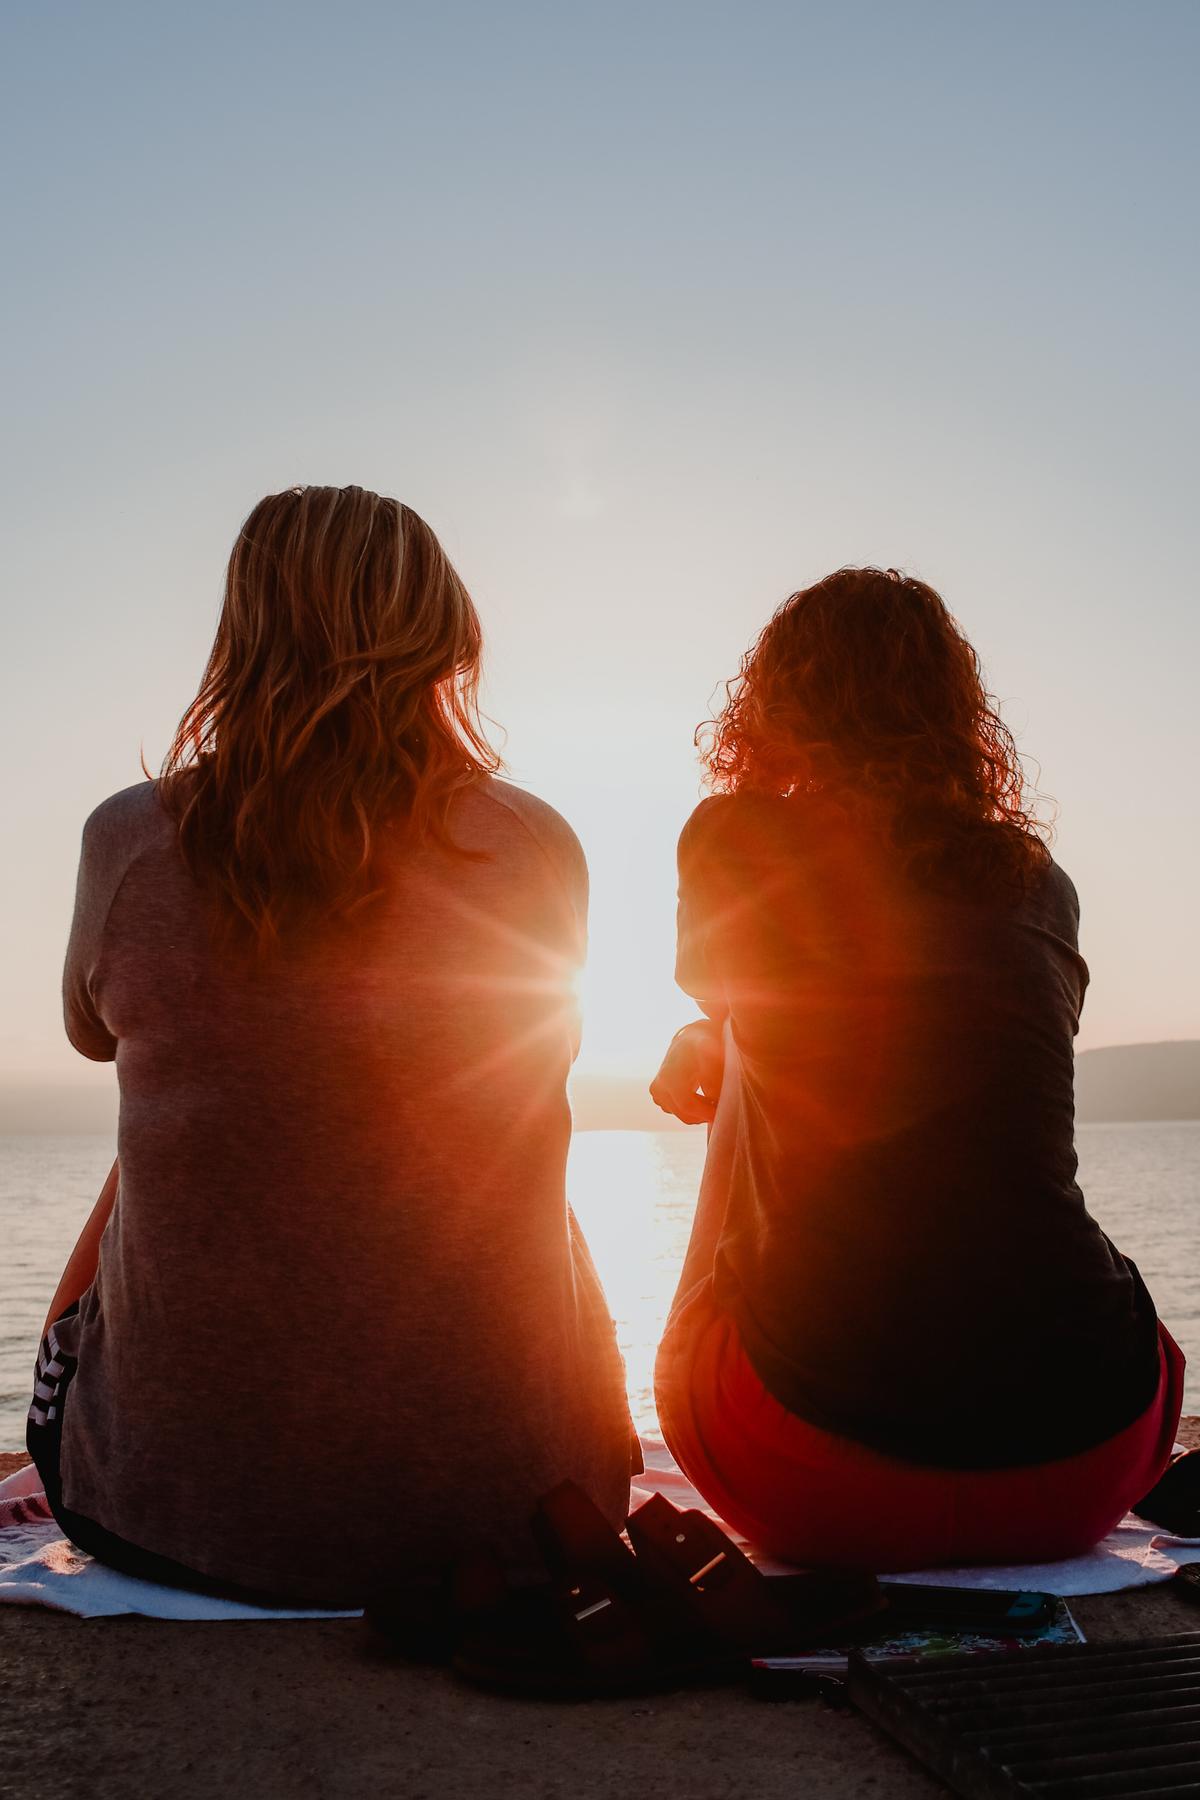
[369,1482,884,1700]
[623,1490,884,1656]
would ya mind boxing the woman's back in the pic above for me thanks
[60,776,632,1605]
[674,791,1160,1468]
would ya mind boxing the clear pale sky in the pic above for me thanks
[2,0,1197,1087]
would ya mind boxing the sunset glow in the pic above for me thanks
[5,3,1198,1080]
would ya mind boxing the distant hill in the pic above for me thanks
[1,1041,1196,1134]
[1074,1041,1200,1124]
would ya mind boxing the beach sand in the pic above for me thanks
[2,1426,1197,1799]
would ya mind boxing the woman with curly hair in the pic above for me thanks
[651,568,1182,1570]
[30,486,634,1606]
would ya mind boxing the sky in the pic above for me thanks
[2,0,1197,1089]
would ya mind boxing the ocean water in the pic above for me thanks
[1,1123,1196,1446]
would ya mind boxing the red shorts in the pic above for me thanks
[655,1287,1185,1569]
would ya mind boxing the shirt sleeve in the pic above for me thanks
[543,814,588,1063]
[485,783,589,1062]
[62,810,120,1062]
[675,804,729,1024]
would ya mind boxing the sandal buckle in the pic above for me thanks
[688,1549,729,1589]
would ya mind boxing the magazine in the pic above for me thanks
[752,1594,1082,1676]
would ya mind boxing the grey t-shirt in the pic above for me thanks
[58,777,632,1606]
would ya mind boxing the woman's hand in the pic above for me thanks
[649,1020,725,1124]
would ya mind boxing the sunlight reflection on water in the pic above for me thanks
[568,1129,705,1430]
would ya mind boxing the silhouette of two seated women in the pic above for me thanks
[29,486,1183,1617]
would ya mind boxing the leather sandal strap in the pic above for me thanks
[627,1494,884,1653]
[531,1481,727,1654]
[626,1493,798,1652]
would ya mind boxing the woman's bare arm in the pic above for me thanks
[43,1158,118,1332]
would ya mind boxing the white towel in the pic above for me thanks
[633,1435,1200,1595]
[2,1440,1195,1620]
[0,1464,354,1619]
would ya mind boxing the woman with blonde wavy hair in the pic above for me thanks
[651,567,1183,1571]
[29,485,634,1607]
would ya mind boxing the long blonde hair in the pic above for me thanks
[160,485,500,950]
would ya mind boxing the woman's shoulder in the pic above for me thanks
[1025,851,1081,930]
[678,794,730,862]
[678,792,799,869]
[70,782,175,944]
[80,780,171,861]
[466,777,587,886]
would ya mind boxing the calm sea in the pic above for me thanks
[1,1123,1196,1445]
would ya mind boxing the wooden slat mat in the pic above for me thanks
[848,1631,1200,1798]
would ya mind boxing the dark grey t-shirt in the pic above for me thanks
[58,778,632,1605]
[669,794,1160,1468]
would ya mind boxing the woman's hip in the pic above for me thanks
[654,1282,1185,1570]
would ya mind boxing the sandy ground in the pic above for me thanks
[2,1424,1197,1800]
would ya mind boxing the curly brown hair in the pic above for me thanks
[699,567,1050,890]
